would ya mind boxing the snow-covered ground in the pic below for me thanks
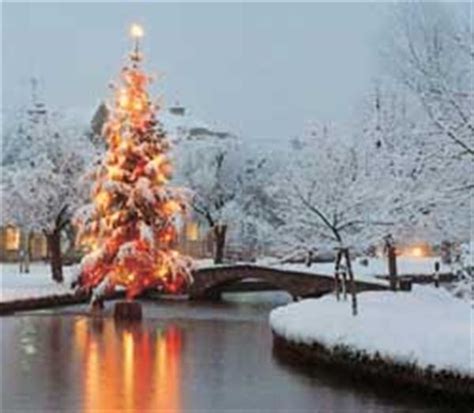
[270,286,472,375]
[258,256,450,282]
[194,258,215,269]
[0,263,78,302]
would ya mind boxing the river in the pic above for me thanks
[1,293,447,412]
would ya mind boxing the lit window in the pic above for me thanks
[186,222,199,241]
[5,226,20,250]
[39,235,48,257]
[28,233,48,258]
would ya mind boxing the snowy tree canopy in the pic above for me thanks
[175,137,247,226]
[1,101,96,234]
[172,135,271,261]
[383,2,473,157]
[357,84,471,245]
[267,124,401,255]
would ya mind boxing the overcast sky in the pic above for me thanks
[3,2,391,141]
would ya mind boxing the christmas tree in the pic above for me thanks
[75,24,192,300]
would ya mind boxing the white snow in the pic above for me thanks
[194,258,216,268]
[139,221,155,248]
[134,177,155,203]
[270,285,472,375]
[0,263,78,302]
[259,256,450,282]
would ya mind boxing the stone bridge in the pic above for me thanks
[188,264,388,300]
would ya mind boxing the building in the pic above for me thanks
[0,226,48,262]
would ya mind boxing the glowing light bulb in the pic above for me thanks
[411,247,423,257]
[133,99,143,111]
[118,89,129,108]
[130,24,144,39]
[155,265,167,278]
[107,165,122,179]
[95,191,110,210]
[162,200,180,216]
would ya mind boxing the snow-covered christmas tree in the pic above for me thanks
[75,24,192,300]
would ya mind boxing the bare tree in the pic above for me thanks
[383,3,473,156]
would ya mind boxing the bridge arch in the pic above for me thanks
[188,265,339,300]
[197,275,297,300]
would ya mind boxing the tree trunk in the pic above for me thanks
[305,250,313,267]
[388,245,398,291]
[384,234,398,291]
[213,224,227,264]
[334,249,343,301]
[46,230,63,283]
[343,248,358,316]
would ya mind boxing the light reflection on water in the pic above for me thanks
[2,313,185,413]
[76,317,182,413]
[1,295,446,413]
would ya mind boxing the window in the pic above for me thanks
[29,233,48,258]
[186,221,199,241]
[5,226,20,251]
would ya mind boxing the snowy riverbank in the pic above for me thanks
[270,286,472,376]
[0,263,78,302]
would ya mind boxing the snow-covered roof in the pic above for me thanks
[159,106,237,143]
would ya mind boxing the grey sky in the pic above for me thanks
[3,2,390,141]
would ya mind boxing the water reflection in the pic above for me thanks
[73,317,182,413]
[1,302,446,413]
